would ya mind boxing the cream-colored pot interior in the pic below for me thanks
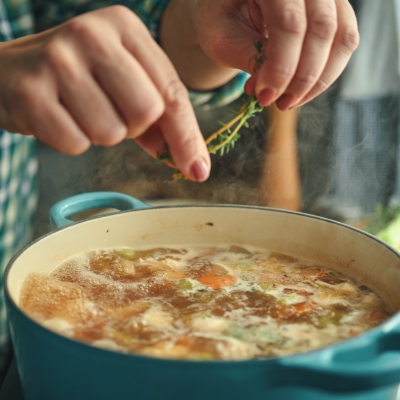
[7,206,400,312]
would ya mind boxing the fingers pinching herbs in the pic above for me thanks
[254,0,307,107]
[0,6,210,181]
[275,0,338,111]
[112,7,211,181]
[293,0,359,108]
[253,0,358,110]
[157,81,211,182]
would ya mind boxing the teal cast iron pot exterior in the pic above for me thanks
[5,191,400,400]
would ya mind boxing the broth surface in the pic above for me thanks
[20,245,392,360]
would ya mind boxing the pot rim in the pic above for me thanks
[4,203,400,364]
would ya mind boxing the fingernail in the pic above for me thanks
[190,157,210,182]
[258,88,277,107]
[290,98,305,110]
[276,93,297,111]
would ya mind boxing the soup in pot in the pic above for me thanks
[19,245,392,360]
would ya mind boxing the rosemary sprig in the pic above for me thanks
[157,41,265,181]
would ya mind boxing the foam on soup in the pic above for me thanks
[19,245,393,360]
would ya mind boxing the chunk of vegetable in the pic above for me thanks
[198,274,237,289]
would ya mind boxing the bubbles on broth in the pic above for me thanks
[19,245,393,360]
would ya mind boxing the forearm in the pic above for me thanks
[159,0,238,91]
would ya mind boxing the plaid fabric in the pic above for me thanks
[0,0,246,378]
[0,0,38,378]
[0,133,37,365]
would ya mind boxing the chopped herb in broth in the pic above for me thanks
[19,246,393,360]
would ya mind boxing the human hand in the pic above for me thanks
[191,0,359,110]
[0,6,210,182]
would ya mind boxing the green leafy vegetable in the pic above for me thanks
[117,248,136,260]
[178,279,193,291]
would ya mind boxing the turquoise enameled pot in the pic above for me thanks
[5,191,400,400]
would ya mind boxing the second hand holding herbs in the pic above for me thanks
[157,42,265,181]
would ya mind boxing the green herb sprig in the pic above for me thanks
[157,41,265,181]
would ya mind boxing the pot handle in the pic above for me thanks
[277,318,400,392]
[50,191,151,229]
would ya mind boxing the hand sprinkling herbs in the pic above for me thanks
[157,41,265,181]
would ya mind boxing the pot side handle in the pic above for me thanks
[277,321,400,392]
[49,191,151,229]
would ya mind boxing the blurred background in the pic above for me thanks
[33,85,332,234]
[33,0,400,250]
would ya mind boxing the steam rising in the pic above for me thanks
[35,88,344,237]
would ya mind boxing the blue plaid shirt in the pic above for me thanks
[0,0,247,373]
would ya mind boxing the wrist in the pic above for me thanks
[160,0,237,91]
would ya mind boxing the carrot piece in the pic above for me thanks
[349,329,359,337]
[292,302,314,314]
[277,302,315,319]
[369,310,387,322]
[198,274,237,289]
[314,271,326,280]
[175,337,191,346]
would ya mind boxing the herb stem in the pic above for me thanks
[208,113,248,154]
[157,40,266,180]
[205,106,248,145]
